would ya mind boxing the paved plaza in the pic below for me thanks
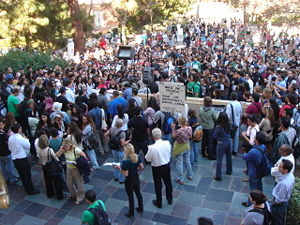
[0,154,274,225]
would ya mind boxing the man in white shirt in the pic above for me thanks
[64,80,76,104]
[145,128,172,208]
[8,123,39,195]
[225,92,242,155]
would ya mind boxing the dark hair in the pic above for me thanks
[203,96,212,107]
[230,92,238,100]
[286,94,297,105]
[255,132,265,145]
[68,122,82,144]
[85,189,96,203]
[134,107,142,116]
[216,112,230,131]
[282,159,293,172]
[198,217,214,225]
[99,87,107,95]
[113,90,119,97]
[11,123,21,133]
[50,127,59,137]
[132,88,138,95]
[252,93,260,103]
[117,104,125,119]
[247,114,257,123]
[188,109,197,119]
[281,117,291,129]
[148,96,160,111]
[250,190,268,205]
[284,108,293,118]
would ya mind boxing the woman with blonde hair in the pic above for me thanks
[33,77,45,103]
[116,143,143,217]
[172,116,193,184]
[37,134,65,200]
[56,139,87,205]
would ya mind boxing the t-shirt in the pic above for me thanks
[81,200,107,225]
[128,116,149,142]
[64,147,82,169]
[49,138,63,152]
[109,127,126,150]
[121,158,141,177]
[7,95,20,117]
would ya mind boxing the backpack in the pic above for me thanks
[162,112,173,134]
[256,148,272,178]
[191,122,203,142]
[108,130,123,150]
[88,201,111,225]
[249,206,274,225]
[290,124,300,159]
[83,129,99,151]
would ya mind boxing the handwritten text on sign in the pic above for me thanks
[159,82,185,114]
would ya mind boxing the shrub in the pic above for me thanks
[287,177,300,224]
[0,50,69,73]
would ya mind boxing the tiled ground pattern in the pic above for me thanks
[0,153,274,225]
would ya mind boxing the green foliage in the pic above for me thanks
[0,50,68,73]
[0,0,94,51]
[287,177,300,224]
[33,0,72,50]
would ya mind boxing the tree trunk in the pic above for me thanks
[67,0,85,54]
[121,22,126,45]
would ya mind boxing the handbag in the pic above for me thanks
[44,148,62,176]
[74,149,91,176]
[101,109,108,131]
[229,104,238,138]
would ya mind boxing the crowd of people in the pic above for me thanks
[0,18,300,225]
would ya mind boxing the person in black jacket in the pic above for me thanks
[0,118,19,184]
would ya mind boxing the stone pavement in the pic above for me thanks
[0,154,274,225]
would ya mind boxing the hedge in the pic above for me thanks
[0,50,69,73]
[287,177,300,224]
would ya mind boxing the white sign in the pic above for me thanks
[159,82,186,114]
[67,38,74,60]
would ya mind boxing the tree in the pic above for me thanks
[110,0,138,44]
[34,0,72,50]
[0,0,48,49]
[67,0,85,53]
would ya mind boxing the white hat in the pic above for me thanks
[52,102,63,111]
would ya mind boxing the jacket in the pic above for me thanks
[199,106,216,130]
[242,144,266,179]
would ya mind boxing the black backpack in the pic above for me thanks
[249,206,274,225]
[108,130,123,150]
[83,130,99,151]
[88,201,111,225]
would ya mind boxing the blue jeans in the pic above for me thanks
[190,140,200,164]
[0,155,19,183]
[215,139,232,178]
[232,126,240,153]
[86,149,99,169]
[248,176,263,206]
[175,149,193,182]
[271,201,288,225]
[112,150,125,182]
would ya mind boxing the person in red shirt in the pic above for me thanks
[98,37,107,50]
[245,93,262,116]
[279,94,297,117]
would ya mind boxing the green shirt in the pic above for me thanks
[7,95,20,117]
[187,82,202,97]
[81,200,106,225]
